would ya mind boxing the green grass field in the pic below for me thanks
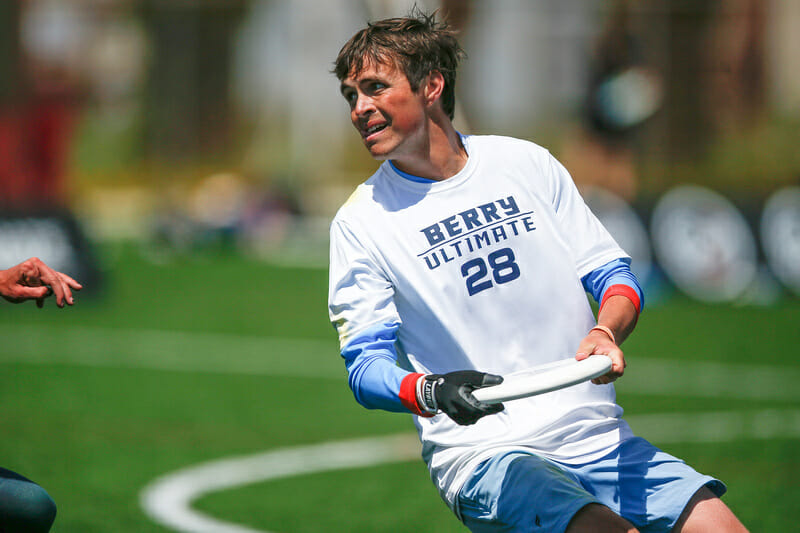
[0,244,797,532]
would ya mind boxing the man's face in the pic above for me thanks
[340,60,428,161]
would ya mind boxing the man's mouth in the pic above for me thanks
[362,123,387,140]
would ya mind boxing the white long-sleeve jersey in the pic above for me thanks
[328,134,635,510]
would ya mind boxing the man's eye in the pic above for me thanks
[343,91,357,105]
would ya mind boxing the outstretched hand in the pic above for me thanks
[0,257,82,308]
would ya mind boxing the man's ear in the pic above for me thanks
[423,70,446,108]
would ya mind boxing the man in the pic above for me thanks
[328,10,746,533]
[1,256,82,532]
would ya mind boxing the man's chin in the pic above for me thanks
[365,144,392,160]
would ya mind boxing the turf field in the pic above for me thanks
[0,243,797,532]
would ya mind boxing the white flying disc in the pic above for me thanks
[472,355,613,404]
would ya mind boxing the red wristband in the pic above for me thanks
[400,373,430,416]
[599,284,641,315]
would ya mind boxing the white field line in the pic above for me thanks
[615,359,800,401]
[0,324,342,379]
[140,434,422,533]
[2,323,800,401]
[3,323,795,531]
[141,408,800,533]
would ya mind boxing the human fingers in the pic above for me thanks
[591,347,626,384]
[575,332,609,361]
[45,270,82,306]
[28,261,71,307]
[2,285,50,305]
[575,338,598,361]
[54,272,81,306]
[41,272,68,307]
[59,272,83,291]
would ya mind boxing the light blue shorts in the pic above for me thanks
[456,437,726,533]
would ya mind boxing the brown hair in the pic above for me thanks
[333,9,465,120]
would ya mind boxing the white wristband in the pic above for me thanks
[590,325,616,344]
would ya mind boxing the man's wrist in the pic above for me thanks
[398,372,437,416]
[417,375,439,414]
[590,324,616,344]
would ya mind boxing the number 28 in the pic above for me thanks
[460,247,521,296]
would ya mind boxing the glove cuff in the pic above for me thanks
[399,373,435,417]
[418,375,440,414]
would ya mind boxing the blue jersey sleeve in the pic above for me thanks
[340,322,411,412]
[581,258,645,312]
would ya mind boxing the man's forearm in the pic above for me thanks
[595,294,639,346]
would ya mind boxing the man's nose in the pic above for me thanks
[353,94,375,116]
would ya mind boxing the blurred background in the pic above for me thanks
[1,1,799,532]
[1,0,798,303]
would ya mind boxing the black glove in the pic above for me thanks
[420,370,505,425]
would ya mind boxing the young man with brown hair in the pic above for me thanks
[328,10,746,532]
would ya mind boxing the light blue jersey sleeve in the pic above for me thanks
[581,258,645,311]
[329,216,412,413]
[341,322,411,412]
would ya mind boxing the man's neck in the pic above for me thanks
[390,118,467,181]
